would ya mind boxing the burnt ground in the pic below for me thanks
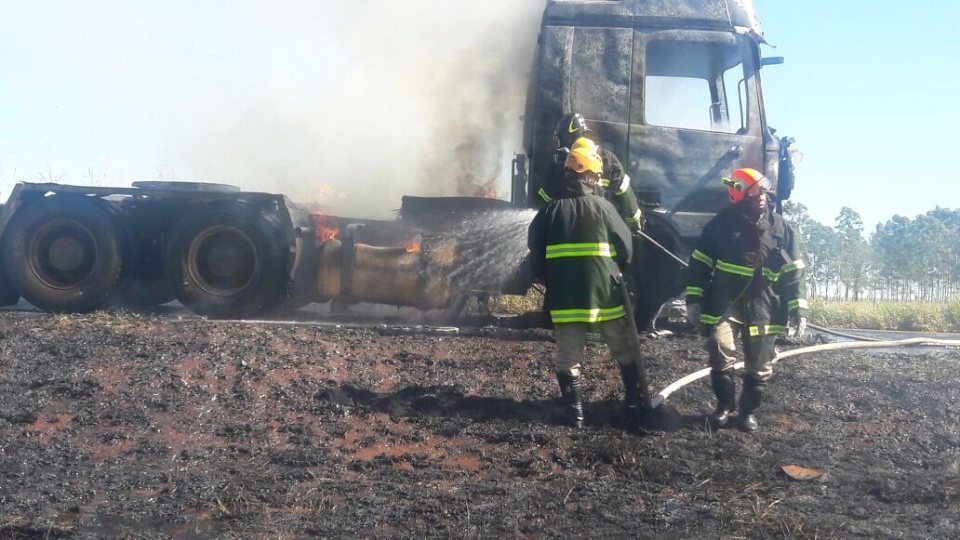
[1,309,959,539]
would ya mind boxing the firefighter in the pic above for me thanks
[539,112,643,233]
[527,145,644,429]
[684,168,807,432]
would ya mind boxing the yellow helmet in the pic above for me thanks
[570,137,598,153]
[565,146,603,175]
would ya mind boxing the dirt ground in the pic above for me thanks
[1,308,959,539]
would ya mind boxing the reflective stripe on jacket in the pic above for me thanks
[684,200,807,335]
[528,177,632,324]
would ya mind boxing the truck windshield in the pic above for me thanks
[643,37,749,134]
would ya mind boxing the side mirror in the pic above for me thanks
[761,56,785,67]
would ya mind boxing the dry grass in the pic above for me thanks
[809,299,960,333]
[468,285,544,315]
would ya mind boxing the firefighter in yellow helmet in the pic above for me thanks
[683,167,808,432]
[539,113,643,233]
[528,145,643,429]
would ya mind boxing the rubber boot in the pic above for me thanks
[709,370,737,428]
[556,371,584,428]
[619,363,642,428]
[738,375,766,432]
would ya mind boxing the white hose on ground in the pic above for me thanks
[651,336,960,409]
[806,322,881,341]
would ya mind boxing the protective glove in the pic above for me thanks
[789,314,807,339]
[686,302,702,326]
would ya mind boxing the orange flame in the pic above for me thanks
[405,240,421,253]
[311,214,339,242]
[474,177,498,199]
[318,226,339,242]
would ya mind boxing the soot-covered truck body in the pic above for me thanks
[514,0,796,327]
[0,0,794,327]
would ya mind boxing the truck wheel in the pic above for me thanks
[632,212,690,332]
[165,205,284,319]
[1,197,123,313]
[107,278,175,310]
[0,263,20,306]
[0,204,20,306]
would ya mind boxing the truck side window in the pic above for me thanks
[643,38,747,134]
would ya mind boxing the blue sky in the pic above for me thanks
[1,1,958,233]
[756,1,960,232]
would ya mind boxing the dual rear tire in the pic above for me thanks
[1,197,286,318]
[164,205,286,319]
[2,197,123,313]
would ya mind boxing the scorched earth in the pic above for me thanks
[1,309,959,538]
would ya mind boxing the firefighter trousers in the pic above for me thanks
[553,318,634,376]
[707,317,777,381]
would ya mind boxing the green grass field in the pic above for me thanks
[808,299,960,333]
[488,290,960,334]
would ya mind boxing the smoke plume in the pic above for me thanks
[0,1,544,219]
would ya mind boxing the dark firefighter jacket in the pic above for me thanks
[538,142,643,232]
[684,200,807,336]
[528,172,633,324]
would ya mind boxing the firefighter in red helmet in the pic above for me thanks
[683,168,807,432]
[723,167,772,203]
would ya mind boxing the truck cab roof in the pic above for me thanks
[543,0,764,39]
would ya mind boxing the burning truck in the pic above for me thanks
[0,0,797,329]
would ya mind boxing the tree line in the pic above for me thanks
[782,202,960,302]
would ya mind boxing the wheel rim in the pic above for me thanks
[186,225,259,296]
[27,219,98,290]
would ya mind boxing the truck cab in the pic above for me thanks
[513,0,796,327]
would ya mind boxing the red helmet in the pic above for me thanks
[722,168,771,203]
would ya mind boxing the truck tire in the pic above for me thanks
[165,205,285,319]
[0,262,20,306]
[632,212,690,331]
[107,278,175,310]
[1,196,124,313]
[131,181,240,192]
[0,202,20,306]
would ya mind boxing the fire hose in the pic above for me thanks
[651,336,960,409]
[636,229,688,267]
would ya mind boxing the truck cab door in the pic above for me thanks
[627,30,774,242]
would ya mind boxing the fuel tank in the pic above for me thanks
[314,238,455,310]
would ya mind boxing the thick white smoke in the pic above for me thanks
[285,1,545,216]
[0,1,544,218]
